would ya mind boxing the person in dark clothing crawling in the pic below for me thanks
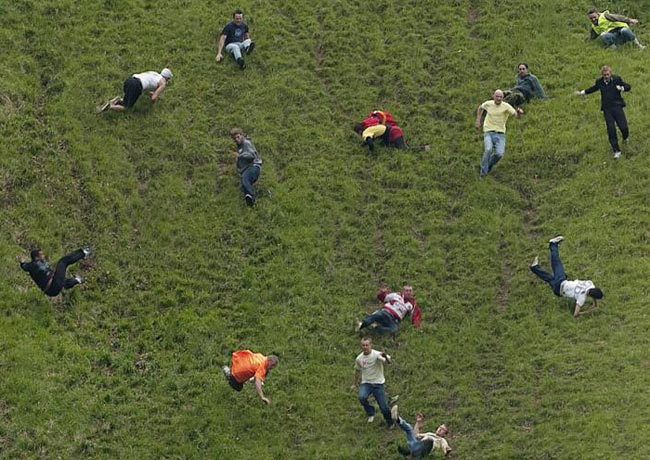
[19,246,91,297]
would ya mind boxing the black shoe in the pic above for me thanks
[237,58,245,69]
[245,194,255,207]
[247,42,255,55]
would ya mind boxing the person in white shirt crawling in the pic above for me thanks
[351,337,395,428]
[99,68,172,113]
[530,236,604,317]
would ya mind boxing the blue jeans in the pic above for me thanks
[225,39,252,60]
[358,383,392,426]
[240,165,260,202]
[600,28,635,47]
[530,242,567,296]
[398,418,431,458]
[480,131,505,176]
[359,309,399,335]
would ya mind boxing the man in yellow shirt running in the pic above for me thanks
[475,89,523,177]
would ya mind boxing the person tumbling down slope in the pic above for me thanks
[586,7,645,49]
[222,350,279,405]
[215,8,256,70]
[357,286,422,335]
[353,110,430,153]
[530,236,604,317]
[19,246,91,297]
[391,405,452,457]
[98,68,172,113]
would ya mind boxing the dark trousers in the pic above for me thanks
[122,76,143,108]
[530,243,567,297]
[603,107,628,152]
[240,165,261,202]
[45,249,85,297]
[227,375,244,392]
[359,309,400,335]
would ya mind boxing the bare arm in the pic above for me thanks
[350,370,361,391]
[475,106,485,129]
[255,378,270,404]
[216,34,226,62]
[150,79,167,102]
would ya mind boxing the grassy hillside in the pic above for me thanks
[1,0,649,459]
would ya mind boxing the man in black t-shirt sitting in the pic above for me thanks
[215,8,255,70]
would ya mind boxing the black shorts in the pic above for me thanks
[122,76,143,108]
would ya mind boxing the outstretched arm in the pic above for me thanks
[475,106,485,129]
[350,369,361,391]
[255,378,270,404]
[215,34,226,62]
[150,79,167,102]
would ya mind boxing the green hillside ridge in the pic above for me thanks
[1,1,649,459]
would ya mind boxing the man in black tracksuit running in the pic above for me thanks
[575,65,631,159]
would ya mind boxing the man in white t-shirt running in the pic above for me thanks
[530,236,604,317]
[351,337,394,427]
[475,89,523,177]
[99,68,172,113]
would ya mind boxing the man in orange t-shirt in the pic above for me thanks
[223,350,279,404]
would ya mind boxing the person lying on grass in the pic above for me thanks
[530,236,603,317]
[353,110,429,153]
[357,286,421,335]
[391,405,452,457]
[19,246,91,297]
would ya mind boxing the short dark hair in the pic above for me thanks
[588,287,603,299]
[30,248,41,260]
[353,123,363,134]
[233,8,243,17]
[587,7,599,15]
[517,63,528,70]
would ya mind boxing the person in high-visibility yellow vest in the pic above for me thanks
[587,8,645,49]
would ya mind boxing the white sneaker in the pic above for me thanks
[391,405,399,423]
[548,236,564,244]
[367,415,375,423]
[614,151,621,159]
[73,275,85,284]
[82,246,92,259]
[530,256,539,267]
[222,366,231,378]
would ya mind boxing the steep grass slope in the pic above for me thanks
[1,0,649,459]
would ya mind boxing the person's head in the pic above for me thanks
[232,8,244,24]
[601,65,612,81]
[402,285,414,300]
[230,127,245,145]
[353,123,363,135]
[436,424,449,437]
[30,248,43,261]
[493,89,504,104]
[360,337,372,355]
[517,63,529,77]
[587,8,600,25]
[267,355,279,370]
[160,68,173,81]
[588,287,603,300]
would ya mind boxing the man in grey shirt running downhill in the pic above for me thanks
[230,127,262,207]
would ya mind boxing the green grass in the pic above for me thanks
[1,0,650,459]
